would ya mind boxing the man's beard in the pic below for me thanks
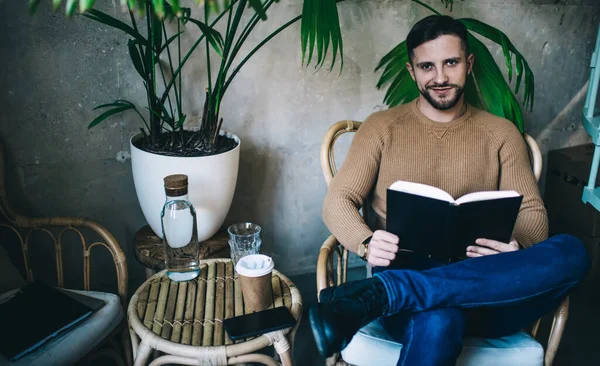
[419,83,465,111]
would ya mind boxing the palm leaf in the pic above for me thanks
[162,2,190,22]
[91,100,148,129]
[79,0,95,13]
[186,18,224,57]
[375,40,419,106]
[300,0,343,71]
[170,0,182,16]
[467,33,524,132]
[329,0,342,72]
[207,0,220,15]
[463,73,483,110]
[158,31,185,54]
[176,114,187,129]
[300,0,314,65]
[66,0,77,17]
[151,12,164,51]
[88,105,134,128]
[33,0,239,18]
[142,42,154,79]
[28,0,42,15]
[159,103,175,128]
[152,0,165,19]
[93,100,134,110]
[458,18,534,111]
[248,0,267,21]
[128,40,146,78]
[126,0,145,14]
[375,42,408,89]
[385,67,419,107]
[84,9,151,48]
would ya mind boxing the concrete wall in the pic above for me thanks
[1,0,599,292]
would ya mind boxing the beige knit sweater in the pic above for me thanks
[323,100,548,254]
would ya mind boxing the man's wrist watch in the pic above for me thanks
[358,236,372,261]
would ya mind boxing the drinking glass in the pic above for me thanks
[228,222,262,267]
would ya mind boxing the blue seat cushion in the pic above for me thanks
[340,319,544,366]
[0,289,124,366]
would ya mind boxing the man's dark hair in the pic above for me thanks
[406,15,469,62]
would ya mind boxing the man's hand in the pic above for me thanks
[466,237,519,258]
[367,230,399,267]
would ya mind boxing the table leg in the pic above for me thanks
[129,326,139,360]
[134,342,153,366]
[274,336,293,366]
[121,327,133,366]
[278,350,293,366]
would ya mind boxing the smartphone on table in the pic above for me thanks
[223,306,296,341]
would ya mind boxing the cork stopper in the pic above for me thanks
[164,174,188,196]
[164,174,188,189]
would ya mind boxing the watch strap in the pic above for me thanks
[360,236,372,261]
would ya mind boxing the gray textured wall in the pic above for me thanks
[1,0,599,292]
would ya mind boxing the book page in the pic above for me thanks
[455,190,521,205]
[389,180,455,203]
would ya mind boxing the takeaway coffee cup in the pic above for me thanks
[235,254,274,312]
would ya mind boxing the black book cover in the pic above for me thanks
[0,281,103,361]
[386,185,523,259]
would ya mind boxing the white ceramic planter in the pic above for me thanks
[130,132,240,242]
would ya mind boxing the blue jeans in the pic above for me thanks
[372,234,590,366]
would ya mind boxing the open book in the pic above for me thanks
[386,181,523,260]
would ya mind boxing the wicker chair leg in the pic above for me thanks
[129,326,140,360]
[278,349,293,366]
[134,342,153,366]
[121,328,133,366]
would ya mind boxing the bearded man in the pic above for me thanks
[310,15,590,366]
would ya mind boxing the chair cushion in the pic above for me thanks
[341,319,544,366]
[0,289,124,365]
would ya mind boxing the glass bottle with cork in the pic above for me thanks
[161,174,200,281]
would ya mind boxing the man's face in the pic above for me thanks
[407,35,474,111]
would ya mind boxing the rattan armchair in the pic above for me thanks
[0,142,130,365]
[316,120,569,366]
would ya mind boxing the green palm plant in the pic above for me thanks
[375,0,534,133]
[81,2,227,155]
[29,0,348,155]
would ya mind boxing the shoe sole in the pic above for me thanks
[309,304,334,357]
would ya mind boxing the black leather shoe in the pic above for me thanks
[319,277,382,303]
[310,277,389,357]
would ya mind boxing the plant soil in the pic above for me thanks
[133,131,239,157]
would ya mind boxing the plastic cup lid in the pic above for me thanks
[235,254,274,277]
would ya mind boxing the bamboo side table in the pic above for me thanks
[127,258,303,366]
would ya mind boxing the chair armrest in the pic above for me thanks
[317,235,341,300]
[544,296,569,366]
[11,214,128,307]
